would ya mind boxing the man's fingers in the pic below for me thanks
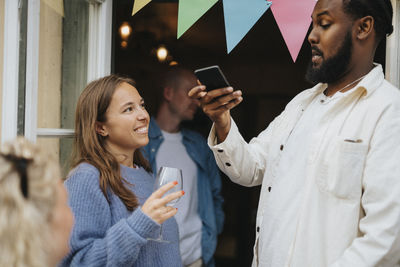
[223,95,243,109]
[212,91,241,108]
[201,87,233,102]
[188,85,206,98]
[203,91,242,112]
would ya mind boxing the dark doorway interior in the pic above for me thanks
[112,1,386,266]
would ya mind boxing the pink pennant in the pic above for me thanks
[271,0,316,62]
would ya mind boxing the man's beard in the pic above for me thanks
[305,31,353,84]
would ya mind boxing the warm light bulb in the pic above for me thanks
[157,46,168,62]
[119,23,132,39]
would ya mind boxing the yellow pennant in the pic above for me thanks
[41,0,64,17]
[132,0,152,16]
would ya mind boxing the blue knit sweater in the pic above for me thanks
[60,163,182,267]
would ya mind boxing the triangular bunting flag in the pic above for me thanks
[132,0,152,16]
[177,0,218,39]
[271,0,316,61]
[222,0,271,53]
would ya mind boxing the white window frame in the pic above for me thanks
[1,0,20,143]
[87,0,112,82]
[24,0,40,142]
[22,0,113,142]
[386,0,400,88]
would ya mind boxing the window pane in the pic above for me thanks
[37,0,89,174]
[18,0,28,135]
[37,0,88,130]
[37,136,74,177]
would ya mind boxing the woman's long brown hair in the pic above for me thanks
[71,75,152,211]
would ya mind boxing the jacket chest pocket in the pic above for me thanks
[316,137,369,200]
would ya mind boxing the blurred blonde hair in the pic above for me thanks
[0,137,60,267]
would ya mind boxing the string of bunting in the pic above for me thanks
[132,0,316,62]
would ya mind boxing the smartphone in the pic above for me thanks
[194,65,230,91]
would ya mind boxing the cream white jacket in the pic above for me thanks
[208,65,400,267]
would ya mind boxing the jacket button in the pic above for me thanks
[280,145,284,151]
[151,148,155,152]
[256,226,260,232]
[218,149,224,153]
[225,162,231,167]
[268,187,272,192]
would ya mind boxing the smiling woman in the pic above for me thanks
[95,82,151,166]
[60,75,184,266]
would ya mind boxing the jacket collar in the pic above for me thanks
[148,117,197,142]
[354,63,384,98]
[306,63,384,99]
[148,117,163,139]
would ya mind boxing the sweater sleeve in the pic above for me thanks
[61,168,160,267]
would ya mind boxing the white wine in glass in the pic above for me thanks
[147,166,183,243]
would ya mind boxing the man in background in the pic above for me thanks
[143,66,224,267]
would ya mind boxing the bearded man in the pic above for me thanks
[189,0,400,266]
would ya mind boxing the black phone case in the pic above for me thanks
[194,65,230,91]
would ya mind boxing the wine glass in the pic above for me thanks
[147,166,183,242]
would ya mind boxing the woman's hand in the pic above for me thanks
[141,181,184,224]
[188,85,242,143]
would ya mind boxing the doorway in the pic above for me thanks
[111,1,387,265]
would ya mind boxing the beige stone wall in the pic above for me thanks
[0,0,4,141]
[36,3,63,159]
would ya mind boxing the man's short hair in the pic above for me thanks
[154,65,194,110]
[159,66,194,91]
[342,0,393,41]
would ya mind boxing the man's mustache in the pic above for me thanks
[311,46,323,57]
